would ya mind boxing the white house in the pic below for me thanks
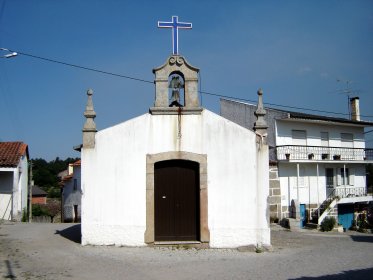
[61,160,81,222]
[0,142,29,221]
[80,55,270,248]
[221,98,373,230]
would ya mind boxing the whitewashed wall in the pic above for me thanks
[63,165,82,221]
[19,155,29,219]
[0,170,13,220]
[0,155,28,221]
[82,109,270,248]
[276,120,366,148]
[279,163,367,208]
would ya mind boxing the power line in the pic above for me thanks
[12,49,154,84]
[200,90,373,118]
[7,48,373,119]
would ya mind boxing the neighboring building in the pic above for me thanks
[80,55,270,248]
[221,98,373,230]
[0,142,29,221]
[32,185,47,205]
[60,160,81,222]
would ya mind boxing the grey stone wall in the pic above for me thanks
[269,165,282,220]
[221,99,290,220]
[220,99,288,161]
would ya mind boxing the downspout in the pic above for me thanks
[288,176,291,218]
[12,168,18,220]
[317,163,320,219]
[297,163,300,201]
[308,169,311,223]
[343,164,346,194]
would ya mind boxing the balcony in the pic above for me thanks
[335,186,367,198]
[276,145,373,161]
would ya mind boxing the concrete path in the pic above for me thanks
[1,222,372,279]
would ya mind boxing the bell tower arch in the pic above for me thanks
[150,55,202,115]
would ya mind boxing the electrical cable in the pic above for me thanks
[7,48,373,119]
[12,49,154,84]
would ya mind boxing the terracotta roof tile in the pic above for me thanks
[0,142,29,167]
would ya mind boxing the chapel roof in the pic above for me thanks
[0,142,29,167]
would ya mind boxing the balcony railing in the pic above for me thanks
[276,145,373,161]
[335,186,367,198]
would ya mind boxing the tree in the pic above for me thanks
[31,157,80,198]
[44,200,60,223]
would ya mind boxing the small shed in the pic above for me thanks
[32,185,47,205]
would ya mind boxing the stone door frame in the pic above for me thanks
[145,151,209,245]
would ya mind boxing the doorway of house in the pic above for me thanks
[154,160,200,241]
[73,205,78,223]
[300,204,307,228]
[338,204,354,230]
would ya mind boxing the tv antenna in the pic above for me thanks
[335,79,362,119]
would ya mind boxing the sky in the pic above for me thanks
[0,0,372,160]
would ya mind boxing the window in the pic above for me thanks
[321,132,329,146]
[292,130,306,146]
[341,168,349,185]
[73,179,77,191]
[326,168,334,188]
[341,133,353,148]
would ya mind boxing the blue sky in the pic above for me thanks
[1,0,372,160]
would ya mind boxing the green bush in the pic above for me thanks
[32,204,49,217]
[22,208,27,222]
[320,217,336,232]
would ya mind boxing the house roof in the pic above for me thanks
[281,110,373,127]
[32,185,48,197]
[0,142,29,167]
[221,98,373,127]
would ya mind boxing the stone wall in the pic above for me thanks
[269,165,281,221]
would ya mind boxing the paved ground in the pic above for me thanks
[0,222,372,280]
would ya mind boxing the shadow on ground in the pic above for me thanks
[4,260,16,279]
[289,267,373,280]
[55,224,81,243]
[350,235,373,243]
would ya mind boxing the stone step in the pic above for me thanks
[288,218,302,231]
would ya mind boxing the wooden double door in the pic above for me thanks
[154,160,200,241]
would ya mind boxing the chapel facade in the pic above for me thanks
[80,55,270,248]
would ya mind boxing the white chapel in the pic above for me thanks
[80,17,270,248]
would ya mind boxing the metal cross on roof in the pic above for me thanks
[158,16,192,55]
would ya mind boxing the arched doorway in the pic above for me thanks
[154,160,200,241]
[145,151,209,245]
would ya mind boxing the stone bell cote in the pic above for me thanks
[150,55,202,115]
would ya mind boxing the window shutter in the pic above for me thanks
[292,130,307,146]
[321,132,329,146]
[341,133,353,148]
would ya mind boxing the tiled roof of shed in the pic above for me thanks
[72,160,81,166]
[0,142,29,167]
[32,185,48,196]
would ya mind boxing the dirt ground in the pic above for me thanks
[1,222,373,279]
